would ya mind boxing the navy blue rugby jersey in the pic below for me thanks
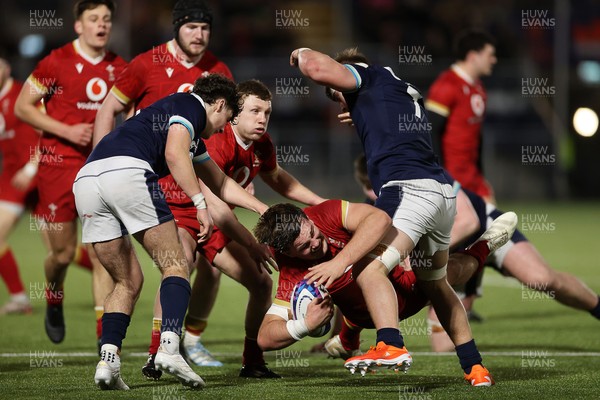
[342,63,446,193]
[87,92,210,177]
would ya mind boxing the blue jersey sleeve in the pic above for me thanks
[342,63,370,92]
[167,93,210,163]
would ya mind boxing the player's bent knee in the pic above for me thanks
[52,247,77,266]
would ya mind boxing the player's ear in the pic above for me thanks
[74,20,83,35]
[214,98,225,113]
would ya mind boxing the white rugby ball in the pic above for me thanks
[290,279,331,337]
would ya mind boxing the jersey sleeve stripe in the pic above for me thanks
[110,86,131,105]
[169,115,194,140]
[424,99,450,117]
[27,75,48,95]
[341,200,349,229]
[273,298,291,308]
[343,64,362,90]
[192,152,211,163]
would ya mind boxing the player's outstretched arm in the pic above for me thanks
[290,48,356,92]
[194,159,268,215]
[15,81,92,146]
[305,202,392,287]
[258,298,333,351]
[198,179,277,274]
[93,92,128,146]
[260,166,326,206]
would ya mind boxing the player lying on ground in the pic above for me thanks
[255,200,517,385]
[141,79,325,379]
[73,74,275,390]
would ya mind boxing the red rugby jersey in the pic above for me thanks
[273,200,425,328]
[110,40,232,112]
[28,39,126,165]
[425,65,487,191]
[0,79,40,173]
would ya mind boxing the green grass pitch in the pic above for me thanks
[1,201,599,399]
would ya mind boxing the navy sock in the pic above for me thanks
[376,327,404,348]
[101,312,131,349]
[456,339,482,374]
[590,296,600,319]
[160,276,191,336]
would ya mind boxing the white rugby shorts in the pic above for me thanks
[73,156,173,243]
[375,179,457,256]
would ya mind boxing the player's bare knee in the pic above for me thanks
[247,273,272,295]
[52,245,77,266]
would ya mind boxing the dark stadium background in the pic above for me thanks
[2,0,599,199]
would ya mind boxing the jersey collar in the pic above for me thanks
[231,125,253,150]
[191,92,206,109]
[451,64,475,85]
[167,40,201,69]
[73,39,106,65]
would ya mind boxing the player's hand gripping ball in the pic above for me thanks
[291,279,331,337]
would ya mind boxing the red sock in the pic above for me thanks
[148,318,161,355]
[95,307,104,339]
[0,247,25,294]
[339,318,362,350]
[74,245,93,271]
[45,284,64,306]
[459,241,490,272]
[242,336,264,366]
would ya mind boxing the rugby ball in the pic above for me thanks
[291,279,331,337]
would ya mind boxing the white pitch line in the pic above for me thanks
[2,351,600,357]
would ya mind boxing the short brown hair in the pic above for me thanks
[237,79,272,103]
[333,47,370,65]
[74,0,115,20]
[254,203,308,254]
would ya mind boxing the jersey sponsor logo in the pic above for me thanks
[75,63,84,74]
[177,83,193,93]
[165,67,174,78]
[85,78,108,102]
[470,94,485,117]
[232,166,250,187]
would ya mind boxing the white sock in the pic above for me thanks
[159,331,180,354]
[183,331,200,348]
[11,293,29,303]
[100,344,120,367]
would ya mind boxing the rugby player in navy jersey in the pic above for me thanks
[72,74,276,390]
[290,47,512,386]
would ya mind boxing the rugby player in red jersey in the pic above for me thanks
[425,30,497,204]
[0,57,39,315]
[255,200,515,385]
[14,0,126,344]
